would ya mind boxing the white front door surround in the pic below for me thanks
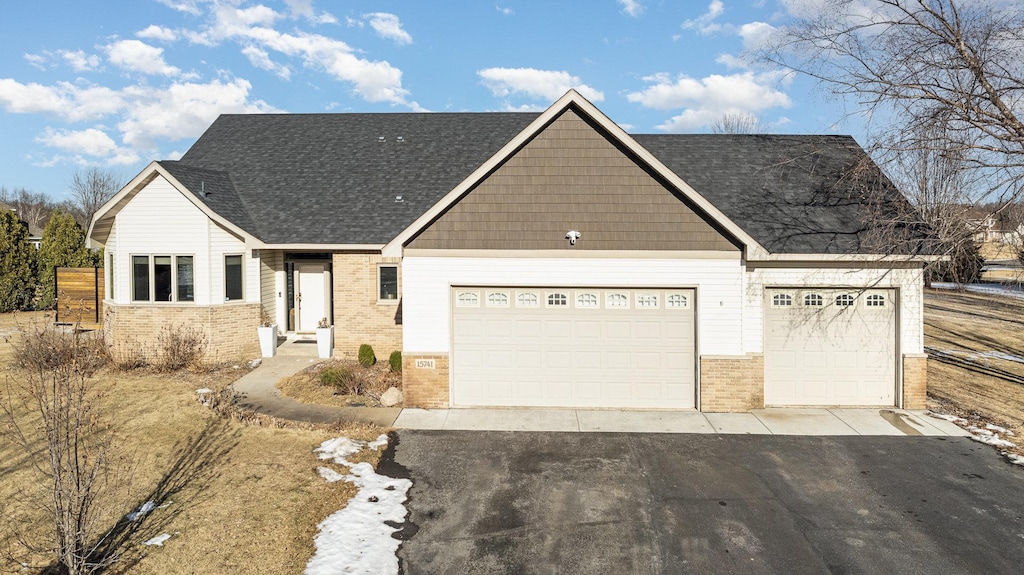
[296,263,331,332]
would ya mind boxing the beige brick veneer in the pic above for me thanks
[402,354,450,408]
[699,354,765,412]
[332,254,403,360]
[104,302,260,362]
[902,353,928,409]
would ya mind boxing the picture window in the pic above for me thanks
[379,265,398,300]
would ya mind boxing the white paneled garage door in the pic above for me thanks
[764,288,897,406]
[451,287,696,408]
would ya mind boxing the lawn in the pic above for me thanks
[0,312,385,574]
[924,288,1024,456]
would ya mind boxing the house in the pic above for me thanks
[1,201,42,249]
[88,91,938,412]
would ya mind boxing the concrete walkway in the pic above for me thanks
[394,407,970,436]
[229,336,401,426]
[233,337,968,436]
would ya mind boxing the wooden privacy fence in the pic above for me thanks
[55,267,104,326]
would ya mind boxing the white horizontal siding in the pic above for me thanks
[744,267,925,354]
[402,257,745,355]
[110,175,252,306]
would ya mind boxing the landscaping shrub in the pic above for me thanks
[12,320,105,376]
[358,344,376,367]
[389,350,402,373]
[319,364,372,396]
[154,324,208,372]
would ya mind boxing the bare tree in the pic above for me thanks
[67,168,122,230]
[1,325,125,574]
[766,0,1024,209]
[711,111,764,134]
[0,186,57,233]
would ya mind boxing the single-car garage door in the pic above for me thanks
[452,287,696,408]
[764,288,897,406]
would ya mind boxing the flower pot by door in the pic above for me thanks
[316,326,334,359]
[258,325,278,357]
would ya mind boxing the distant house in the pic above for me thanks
[88,91,939,412]
[0,201,40,249]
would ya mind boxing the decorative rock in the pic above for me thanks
[379,387,404,407]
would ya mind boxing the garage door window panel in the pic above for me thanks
[606,292,629,309]
[546,292,568,307]
[516,291,539,307]
[575,292,599,309]
[487,291,509,307]
[666,292,690,309]
[636,292,660,309]
[456,290,480,307]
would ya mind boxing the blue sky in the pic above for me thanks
[0,0,853,201]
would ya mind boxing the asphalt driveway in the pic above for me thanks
[389,431,1024,575]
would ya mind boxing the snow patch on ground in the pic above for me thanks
[305,434,412,575]
[126,501,156,522]
[930,282,1024,300]
[927,412,1022,462]
[143,534,172,546]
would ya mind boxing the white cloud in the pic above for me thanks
[479,67,604,103]
[364,13,412,45]
[118,78,278,149]
[155,0,202,16]
[496,5,515,16]
[24,53,47,70]
[105,40,181,77]
[137,24,179,42]
[242,45,291,79]
[35,127,140,165]
[0,79,125,122]
[182,2,414,106]
[737,21,777,50]
[626,71,792,131]
[61,50,101,72]
[618,0,644,18]
[682,0,725,35]
[283,0,336,23]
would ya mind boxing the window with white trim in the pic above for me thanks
[516,292,539,307]
[606,292,629,308]
[666,293,689,309]
[636,293,659,308]
[866,294,886,307]
[547,292,567,307]
[456,290,479,307]
[487,291,509,307]
[576,292,599,308]
[379,265,398,301]
[224,254,243,301]
[131,254,194,302]
[772,293,793,307]
[835,294,855,307]
[803,293,823,307]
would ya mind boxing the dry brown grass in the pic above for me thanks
[0,315,388,574]
[277,359,402,408]
[978,241,1018,261]
[924,288,1024,458]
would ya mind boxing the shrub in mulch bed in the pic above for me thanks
[277,359,401,408]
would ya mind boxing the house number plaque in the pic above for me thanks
[415,359,435,369]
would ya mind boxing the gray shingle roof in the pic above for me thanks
[633,134,936,255]
[175,112,538,245]
[171,112,934,254]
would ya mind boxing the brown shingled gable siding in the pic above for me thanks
[408,108,740,252]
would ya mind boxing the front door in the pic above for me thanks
[295,263,329,332]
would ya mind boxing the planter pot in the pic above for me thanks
[258,325,278,357]
[316,326,334,359]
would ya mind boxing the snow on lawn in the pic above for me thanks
[930,282,1024,300]
[928,413,1023,463]
[305,434,411,575]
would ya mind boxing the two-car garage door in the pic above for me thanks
[764,288,897,406]
[451,287,696,408]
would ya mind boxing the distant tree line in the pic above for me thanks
[0,168,122,312]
